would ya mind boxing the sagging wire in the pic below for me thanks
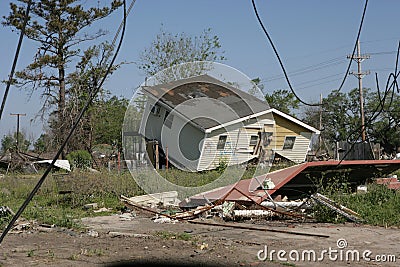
[0,0,32,121]
[112,0,136,46]
[250,0,369,107]
[336,41,400,165]
[0,0,128,245]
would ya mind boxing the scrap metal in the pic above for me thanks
[120,195,329,238]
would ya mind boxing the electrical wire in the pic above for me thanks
[0,0,128,245]
[112,0,136,46]
[263,52,395,85]
[251,0,369,106]
[336,41,400,165]
[0,0,32,121]
[264,57,345,83]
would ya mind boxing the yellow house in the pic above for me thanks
[268,108,320,163]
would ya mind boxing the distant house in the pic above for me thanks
[139,74,319,171]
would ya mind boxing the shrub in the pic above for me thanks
[66,150,92,170]
[215,157,228,174]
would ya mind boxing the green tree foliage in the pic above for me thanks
[1,135,14,153]
[66,150,92,169]
[1,132,30,153]
[2,0,122,152]
[302,88,400,155]
[138,27,225,77]
[366,91,400,154]
[93,96,129,149]
[321,90,355,142]
[264,89,300,116]
[33,133,54,154]
[65,42,125,152]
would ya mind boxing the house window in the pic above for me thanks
[249,135,259,146]
[283,136,296,150]
[164,110,174,129]
[217,135,227,150]
[150,104,161,116]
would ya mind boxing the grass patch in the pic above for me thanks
[339,184,400,226]
[155,230,192,241]
[0,170,144,229]
[311,174,400,226]
[2,165,400,229]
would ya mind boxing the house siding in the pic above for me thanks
[275,132,312,163]
[161,113,204,172]
[197,117,274,171]
[272,114,314,163]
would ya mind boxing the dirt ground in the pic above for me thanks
[0,211,399,267]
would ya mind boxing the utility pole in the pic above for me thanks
[319,93,323,149]
[347,40,370,142]
[10,113,26,151]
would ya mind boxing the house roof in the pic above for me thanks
[142,74,270,130]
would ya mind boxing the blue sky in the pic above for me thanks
[0,0,399,142]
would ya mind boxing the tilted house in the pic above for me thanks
[267,108,320,163]
[139,74,319,171]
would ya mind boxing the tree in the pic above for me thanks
[137,27,225,78]
[64,42,123,152]
[33,133,53,154]
[2,0,122,155]
[302,87,400,156]
[1,135,14,153]
[1,132,30,153]
[264,89,300,116]
[366,91,400,154]
[319,90,356,143]
[93,96,128,147]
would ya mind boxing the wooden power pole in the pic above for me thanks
[10,113,26,151]
[347,40,370,142]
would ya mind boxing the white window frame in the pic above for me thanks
[282,136,296,150]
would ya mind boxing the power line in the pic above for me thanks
[264,58,345,83]
[263,51,395,84]
[0,0,129,245]
[336,41,399,165]
[251,0,369,106]
[0,0,32,121]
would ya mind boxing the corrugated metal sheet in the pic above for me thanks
[180,160,400,208]
[34,160,71,172]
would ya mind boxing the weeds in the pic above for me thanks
[0,171,143,229]
[81,248,105,257]
[339,184,400,226]
[69,253,80,260]
[310,174,400,226]
[155,231,192,241]
[27,250,35,257]
[310,174,351,223]
[1,167,400,230]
